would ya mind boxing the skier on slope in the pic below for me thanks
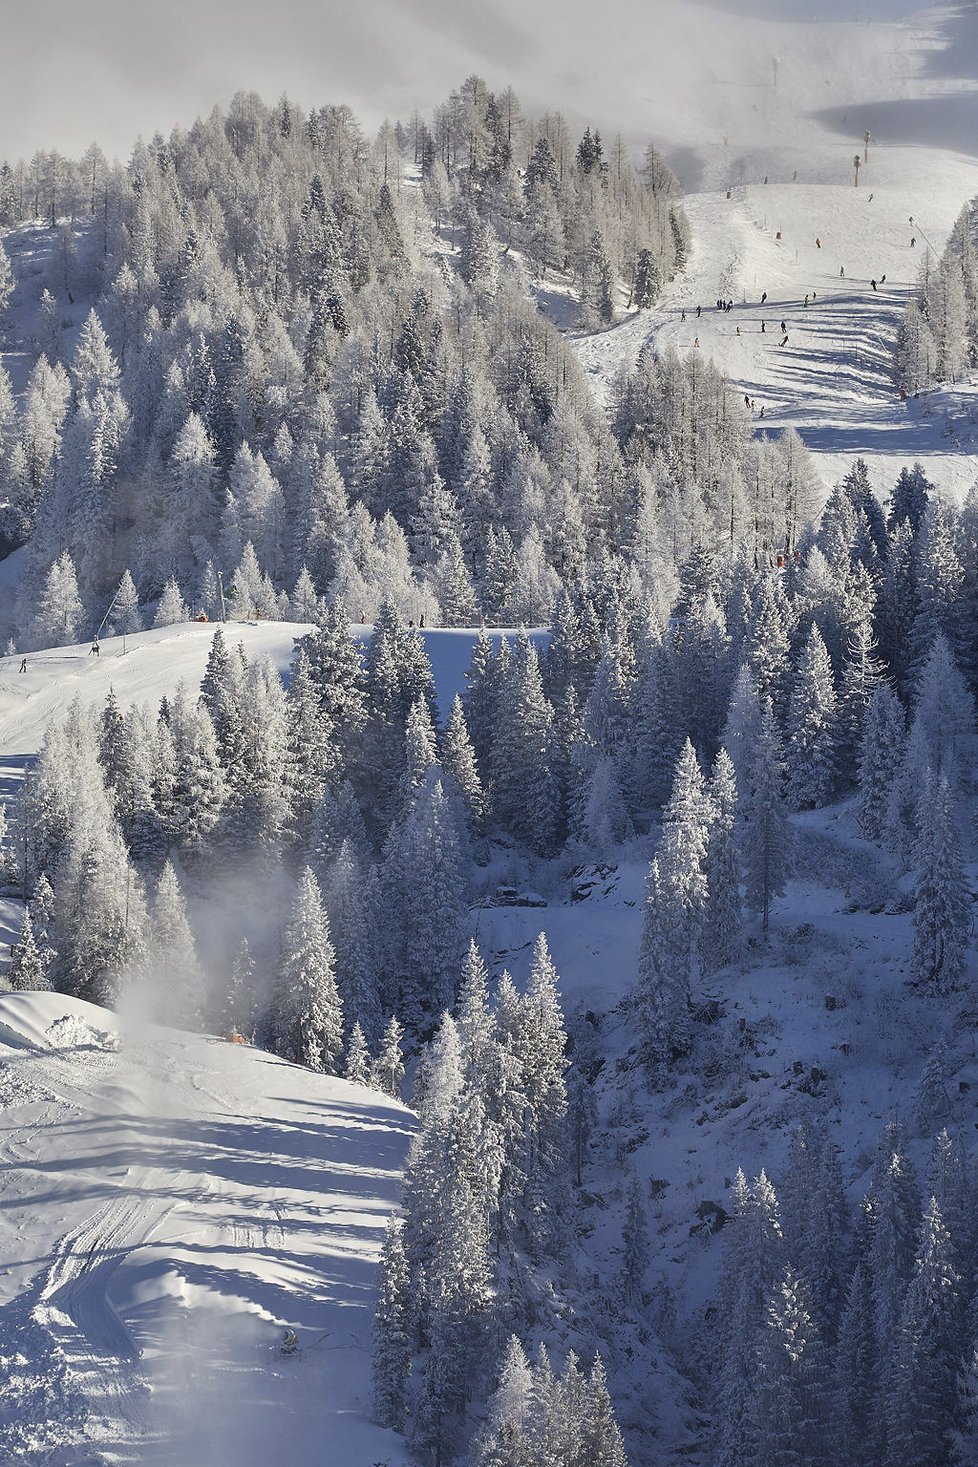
[871,279,877,291]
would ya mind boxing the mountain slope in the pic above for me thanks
[0,990,414,1466]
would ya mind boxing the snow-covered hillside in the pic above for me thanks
[0,990,413,1465]
[3,6,978,1463]
[570,131,978,501]
[503,3,978,504]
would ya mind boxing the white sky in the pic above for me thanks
[0,0,933,163]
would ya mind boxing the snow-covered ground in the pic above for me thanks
[0,990,413,1465]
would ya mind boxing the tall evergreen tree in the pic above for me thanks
[372,1214,412,1432]
[702,748,742,973]
[741,700,789,934]
[785,623,838,809]
[274,867,343,1072]
[910,771,968,992]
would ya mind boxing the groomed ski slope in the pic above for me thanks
[564,4,978,503]
[0,990,414,1466]
[572,135,978,500]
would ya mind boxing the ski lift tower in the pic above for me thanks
[853,154,861,188]
[863,129,871,162]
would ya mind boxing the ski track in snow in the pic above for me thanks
[0,996,415,1465]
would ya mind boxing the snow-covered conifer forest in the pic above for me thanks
[3,4,978,1461]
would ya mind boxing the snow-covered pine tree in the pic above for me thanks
[32,551,84,648]
[113,569,142,634]
[864,1131,921,1410]
[886,1197,961,1467]
[343,1021,371,1085]
[713,1170,787,1467]
[751,1267,827,1467]
[702,748,742,973]
[440,694,485,829]
[148,859,203,1028]
[620,1172,650,1304]
[274,867,343,1072]
[48,737,148,1008]
[372,1015,405,1099]
[832,1260,876,1467]
[741,699,789,934]
[383,775,467,1028]
[785,623,838,809]
[165,686,227,860]
[515,932,571,1254]
[154,576,189,627]
[909,632,974,785]
[400,697,440,808]
[637,739,710,1072]
[720,659,762,803]
[579,1354,629,1467]
[372,1213,412,1431]
[324,838,380,1041]
[8,908,51,992]
[910,770,968,992]
[471,1335,535,1467]
[835,620,884,786]
[283,645,337,846]
[857,682,906,842]
[223,937,257,1038]
[490,629,559,856]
